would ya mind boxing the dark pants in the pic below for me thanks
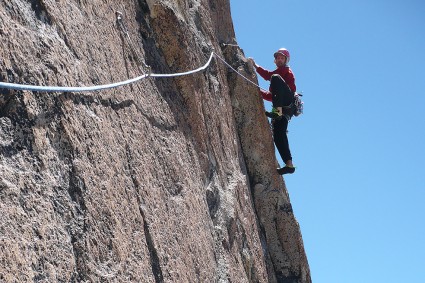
[270,74,294,163]
[270,74,294,108]
[273,118,292,162]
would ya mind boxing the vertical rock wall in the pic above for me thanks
[0,0,310,282]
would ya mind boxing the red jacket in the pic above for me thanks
[256,65,296,102]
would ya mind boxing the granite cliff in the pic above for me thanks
[0,0,311,282]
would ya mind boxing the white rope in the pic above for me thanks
[0,52,262,93]
[150,52,214,78]
[0,11,263,94]
[0,74,150,93]
[213,52,268,92]
[0,53,214,93]
[116,11,150,72]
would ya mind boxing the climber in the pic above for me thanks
[249,48,297,175]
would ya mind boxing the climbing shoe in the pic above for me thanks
[265,107,283,120]
[277,166,296,175]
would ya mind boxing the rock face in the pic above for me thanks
[0,1,311,282]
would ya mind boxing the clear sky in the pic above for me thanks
[229,1,425,282]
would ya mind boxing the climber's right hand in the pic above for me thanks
[248,57,256,67]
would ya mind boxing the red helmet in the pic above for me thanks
[274,48,290,63]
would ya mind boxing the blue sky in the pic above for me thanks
[230,1,425,282]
